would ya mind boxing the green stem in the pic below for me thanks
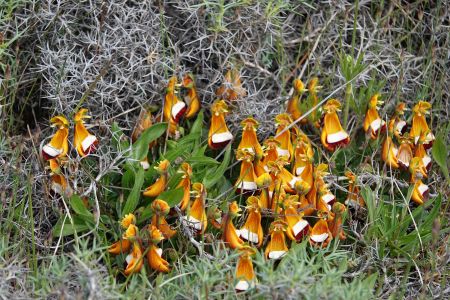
[343,83,352,128]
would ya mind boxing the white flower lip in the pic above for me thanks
[296,166,305,176]
[276,148,290,157]
[171,101,186,118]
[327,131,349,144]
[82,135,97,152]
[212,132,233,144]
[43,144,62,158]
[370,118,385,133]
[239,228,259,244]
[237,181,257,191]
[322,193,335,204]
[418,183,429,195]
[310,232,329,243]
[293,220,308,236]
[183,215,203,230]
[235,280,250,291]
[268,250,287,259]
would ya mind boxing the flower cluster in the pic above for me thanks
[42,109,98,196]
[371,100,435,205]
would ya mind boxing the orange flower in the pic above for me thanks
[176,162,192,211]
[42,116,69,160]
[410,101,434,149]
[286,79,307,122]
[108,221,137,255]
[131,109,154,144]
[409,157,427,183]
[182,73,200,119]
[261,138,280,168]
[414,132,432,173]
[147,225,170,273]
[239,196,264,247]
[397,136,413,169]
[50,174,70,196]
[238,117,263,159]
[320,99,350,151]
[283,195,310,242]
[235,149,258,194]
[143,159,170,197]
[318,185,335,211]
[344,171,365,207]
[221,201,244,249]
[274,113,294,159]
[208,100,233,149]
[183,183,208,233]
[74,109,98,157]
[363,94,386,139]
[124,241,144,276]
[215,69,246,101]
[256,173,273,209]
[265,220,289,260]
[151,199,176,239]
[164,76,186,123]
[309,219,332,248]
[328,202,346,240]
[388,102,408,138]
[381,135,399,169]
[235,246,257,292]
[411,180,429,205]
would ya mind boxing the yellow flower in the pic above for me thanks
[164,76,186,123]
[120,213,136,229]
[238,117,263,159]
[109,223,138,255]
[183,183,208,234]
[239,196,264,247]
[42,116,69,160]
[344,171,365,207]
[151,199,176,239]
[235,149,258,193]
[143,160,170,197]
[208,100,233,149]
[260,138,280,170]
[74,109,98,157]
[235,246,257,292]
[274,113,294,160]
[410,101,434,149]
[176,162,192,211]
[286,79,307,122]
[381,135,399,169]
[147,226,170,273]
[221,201,244,249]
[283,195,310,242]
[182,73,200,119]
[309,219,332,248]
[265,220,289,260]
[320,99,350,151]
[363,94,386,139]
[215,69,246,101]
[124,242,144,276]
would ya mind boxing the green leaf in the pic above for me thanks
[432,135,449,181]
[186,155,220,166]
[70,195,93,218]
[156,187,184,207]
[190,109,204,135]
[130,123,167,161]
[52,215,91,237]
[122,167,145,216]
[203,145,231,189]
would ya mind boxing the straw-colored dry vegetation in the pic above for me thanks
[1,1,449,299]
